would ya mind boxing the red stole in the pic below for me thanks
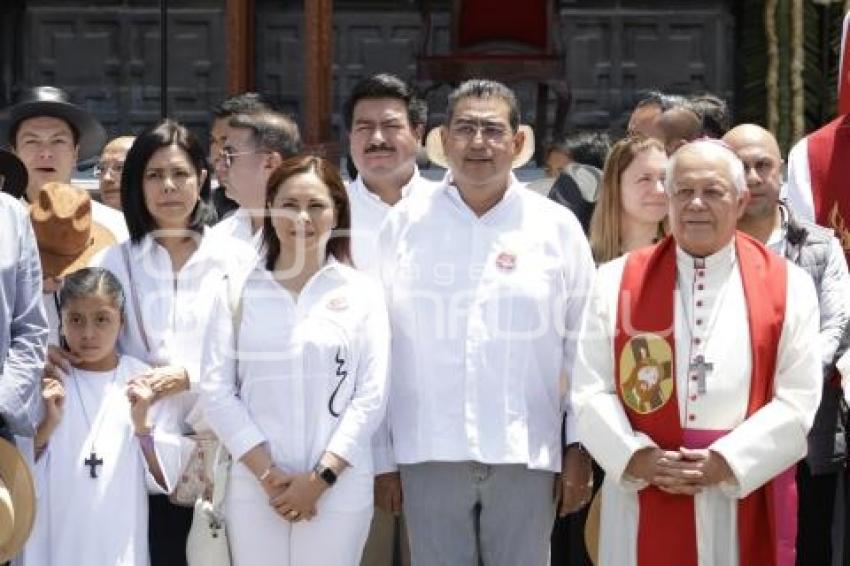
[614,233,788,566]
[806,115,850,265]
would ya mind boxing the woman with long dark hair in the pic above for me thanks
[93,119,251,564]
[201,155,390,565]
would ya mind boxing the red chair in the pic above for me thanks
[417,0,570,161]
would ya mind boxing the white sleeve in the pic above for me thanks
[785,138,815,223]
[370,209,404,473]
[710,266,822,498]
[144,395,194,494]
[573,259,657,489]
[325,280,391,468]
[199,282,267,461]
[562,227,597,445]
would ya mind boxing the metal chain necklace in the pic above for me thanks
[70,364,120,478]
[676,254,737,398]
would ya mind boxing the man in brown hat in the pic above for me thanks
[1,86,127,241]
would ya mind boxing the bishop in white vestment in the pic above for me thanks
[574,140,822,566]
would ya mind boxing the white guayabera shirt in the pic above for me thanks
[375,173,595,474]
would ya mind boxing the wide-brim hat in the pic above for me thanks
[424,124,536,170]
[0,149,28,199]
[31,182,116,279]
[0,86,106,161]
[0,438,36,564]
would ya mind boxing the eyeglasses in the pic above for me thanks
[93,162,124,178]
[218,148,268,169]
[448,120,511,142]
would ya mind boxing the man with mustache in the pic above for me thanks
[343,73,434,566]
[344,74,435,275]
[726,124,850,565]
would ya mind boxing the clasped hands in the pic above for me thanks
[259,466,328,524]
[624,446,735,495]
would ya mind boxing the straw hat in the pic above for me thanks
[30,182,116,278]
[0,438,36,563]
[0,149,28,199]
[424,124,536,170]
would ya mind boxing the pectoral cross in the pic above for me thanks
[689,354,714,395]
[85,451,103,478]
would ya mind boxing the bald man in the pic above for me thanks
[96,136,134,210]
[726,124,850,566]
[656,105,701,155]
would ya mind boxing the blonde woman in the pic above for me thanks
[589,136,668,264]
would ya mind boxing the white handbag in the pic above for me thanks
[186,445,231,566]
[185,272,247,566]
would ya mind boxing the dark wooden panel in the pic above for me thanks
[21,5,225,142]
[560,7,734,131]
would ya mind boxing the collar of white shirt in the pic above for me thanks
[441,172,523,218]
[675,238,736,275]
[351,166,423,206]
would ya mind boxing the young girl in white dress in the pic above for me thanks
[201,155,390,565]
[27,267,182,565]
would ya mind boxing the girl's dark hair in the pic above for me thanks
[120,119,216,243]
[262,155,352,270]
[58,268,126,313]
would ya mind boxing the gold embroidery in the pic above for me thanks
[619,334,674,415]
[828,202,850,252]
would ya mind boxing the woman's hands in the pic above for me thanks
[126,378,155,434]
[269,472,327,523]
[140,366,191,401]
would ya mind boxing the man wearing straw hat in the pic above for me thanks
[376,79,595,566]
[0,152,47,565]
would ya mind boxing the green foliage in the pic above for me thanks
[736,1,846,151]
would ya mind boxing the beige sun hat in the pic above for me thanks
[424,124,536,169]
[0,437,36,563]
[30,182,116,279]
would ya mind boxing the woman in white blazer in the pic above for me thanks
[201,155,390,566]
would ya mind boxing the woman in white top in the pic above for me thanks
[92,119,250,565]
[201,155,390,566]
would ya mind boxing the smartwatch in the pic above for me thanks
[313,462,338,486]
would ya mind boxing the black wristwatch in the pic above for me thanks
[313,462,338,486]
